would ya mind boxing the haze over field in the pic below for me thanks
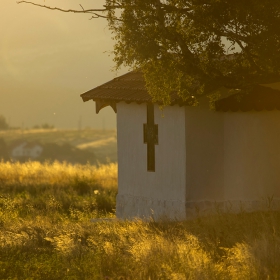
[0,0,126,129]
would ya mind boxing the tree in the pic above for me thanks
[41,123,55,130]
[0,115,9,130]
[18,0,280,104]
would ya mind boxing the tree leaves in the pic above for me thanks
[105,0,280,103]
[20,0,280,104]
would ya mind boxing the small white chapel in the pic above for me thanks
[81,71,280,220]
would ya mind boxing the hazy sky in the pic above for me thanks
[0,0,126,129]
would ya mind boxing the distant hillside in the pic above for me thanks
[0,129,117,164]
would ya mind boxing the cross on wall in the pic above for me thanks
[143,103,158,172]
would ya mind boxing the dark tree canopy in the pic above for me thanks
[19,0,280,104]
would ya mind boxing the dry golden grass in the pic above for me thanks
[0,160,117,189]
[0,161,118,224]
[0,161,280,279]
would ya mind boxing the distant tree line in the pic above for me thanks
[33,123,55,130]
[0,114,56,130]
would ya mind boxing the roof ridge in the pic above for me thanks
[81,70,141,96]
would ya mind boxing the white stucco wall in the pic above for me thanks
[185,106,224,214]
[224,111,280,205]
[115,101,280,220]
[116,102,187,220]
[184,108,280,214]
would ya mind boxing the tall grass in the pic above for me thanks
[0,160,117,190]
[0,161,280,279]
[0,161,118,219]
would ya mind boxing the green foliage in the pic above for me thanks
[106,0,280,104]
[19,0,280,104]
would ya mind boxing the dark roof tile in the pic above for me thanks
[81,71,280,112]
[215,85,280,112]
[81,71,190,105]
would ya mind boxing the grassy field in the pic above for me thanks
[0,128,117,163]
[0,161,280,279]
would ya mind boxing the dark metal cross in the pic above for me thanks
[143,103,158,172]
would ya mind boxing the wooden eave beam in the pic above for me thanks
[95,99,117,114]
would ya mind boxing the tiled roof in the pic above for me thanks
[215,85,280,112]
[80,71,191,105]
[81,70,280,112]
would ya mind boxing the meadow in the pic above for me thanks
[0,161,280,279]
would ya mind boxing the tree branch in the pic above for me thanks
[17,1,109,13]
[17,1,123,21]
[89,14,111,20]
